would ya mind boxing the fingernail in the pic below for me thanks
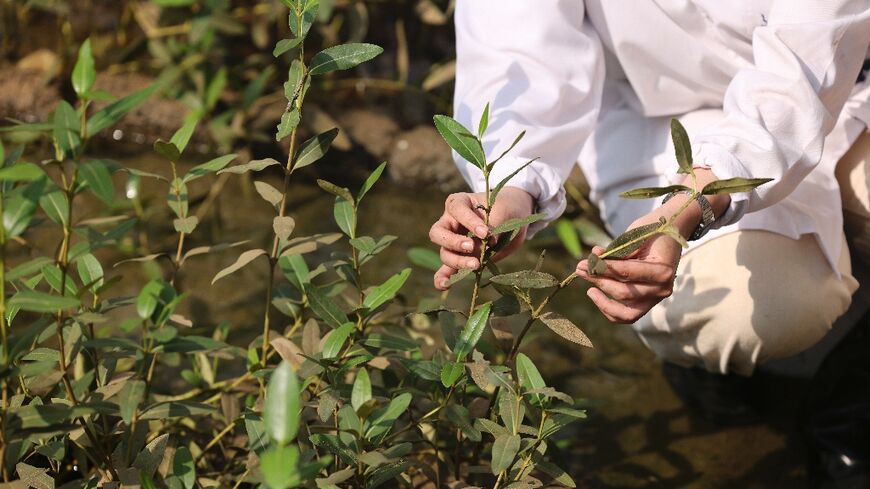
[475,226,488,238]
[461,241,474,251]
[465,259,478,268]
[440,280,448,288]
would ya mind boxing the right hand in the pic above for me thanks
[428,186,535,290]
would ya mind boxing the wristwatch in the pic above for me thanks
[662,190,716,241]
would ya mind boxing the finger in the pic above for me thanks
[586,287,647,324]
[591,246,606,256]
[445,193,489,239]
[590,259,674,284]
[429,216,476,253]
[434,265,457,290]
[440,248,479,271]
[576,269,670,301]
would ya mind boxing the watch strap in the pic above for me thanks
[662,190,716,241]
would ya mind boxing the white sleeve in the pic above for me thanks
[689,1,870,227]
[453,0,604,235]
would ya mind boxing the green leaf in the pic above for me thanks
[264,361,301,445]
[4,180,44,238]
[453,303,491,362]
[283,59,306,103]
[490,270,558,289]
[139,401,215,420]
[444,268,473,288]
[173,216,199,235]
[440,361,463,388]
[444,404,482,442]
[244,412,269,454]
[308,43,384,76]
[407,247,441,272]
[8,290,79,312]
[333,197,355,237]
[79,159,114,204]
[169,113,200,154]
[619,184,692,199]
[39,189,69,226]
[136,279,170,319]
[491,434,520,475]
[76,253,104,289]
[87,83,159,135]
[351,368,371,411]
[118,380,145,425]
[72,38,96,97]
[154,140,180,162]
[515,353,546,405]
[205,68,226,110]
[305,285,348,329]
[321,323,354,359]
[316,179,354,204]
[273,37,303,57]
[288,0,318,39]
[555,219,582,258]
[670,118,693,175]
[294,128,338,171]
[366,392,412,443]
[487,130,526,171]
[363,268,411,312]
[276,109,301,142]
[433,115,486,170]
[218,158,280,175]
[478,102,490,138]
[539,311,592,347]
[358,161,386,202]
[261,445,300,489]
[491,213,546,236]
[53,101,81,157]
[0,162,45,182]
[489,158,539,205]
[183,154,237,183]
[172,446,195,489]
[701,177,774,195]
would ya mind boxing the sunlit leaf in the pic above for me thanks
[333,197,355,237]
[183,154,237,183]
[478,102,490,138]
[453,303,491,361]
[555,219,582,258]
[39,189,69,226]
[173,216,199,235]
[212,249,268,284]
[363,268,411,312]
[276,109,301,142]
[72,38,96,97]
[539,311,592,347]
[351,368,371,411]
[308,43,384,76]
[264,361,301,445]
[218,158,280,175]
[433,115,485,170]
[701,177,774,195]
[670,118,693,175]
[260,445,300,489]
[357,161,386,202]
[321,323,354,359]
[53,101,80,158]
[8,290,79,312]
[172,446,195,489]
[366,392,412,443]
[440,361,463,387]
[490,270,557,289]
[515,353,546,406]
[254,181,284,210]
[273,37,303,57]
[170,112,199,154]
[294,128,339,171]
[0,162,45,182]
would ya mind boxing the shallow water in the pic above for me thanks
[27,150,808,488]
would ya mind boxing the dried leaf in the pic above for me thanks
[539,312,593,348]
[490,270,557,289]
[701,177,774,195]
[211,249,268,284]
[619,184,692,199]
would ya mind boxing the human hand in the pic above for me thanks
[574,198,697,323]
[429,186,534,290]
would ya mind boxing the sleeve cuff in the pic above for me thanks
[459,157,567,237]
[665,142,752,229]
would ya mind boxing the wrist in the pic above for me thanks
[499,186,535,216]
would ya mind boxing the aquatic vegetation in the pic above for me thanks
[0,1,773,487]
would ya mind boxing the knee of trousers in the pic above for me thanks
[633,231,858,377]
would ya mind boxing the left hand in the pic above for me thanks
[575,212,683,324]
[576,169,731,323]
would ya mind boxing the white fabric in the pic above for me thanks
[453,0,870,271]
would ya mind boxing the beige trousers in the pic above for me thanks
[634,132,870,376]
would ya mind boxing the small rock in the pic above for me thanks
[387,126,466,193]
[337,108,400,159]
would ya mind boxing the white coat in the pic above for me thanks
[452,0,870,273]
